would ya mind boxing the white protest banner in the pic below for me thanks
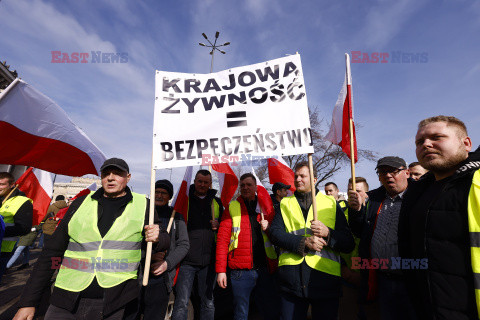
[153,55,314,169]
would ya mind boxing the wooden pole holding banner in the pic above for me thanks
[143,154,157,286]
[345,53,356,191]
[308,154,318,221]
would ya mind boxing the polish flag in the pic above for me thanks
[212,163,238,208]
[251,169,274,220]
[0,79,107,176]
[267,157,296,193]
[325,54,358,162]
[16,168,53,225]
[172,166,193,221]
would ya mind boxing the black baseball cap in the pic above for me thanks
[100,158,129,173]
[376,156,407,169]
[155,179,174,198]
[272,182,291,193]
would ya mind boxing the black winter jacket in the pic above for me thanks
[18,187,170,316]
[181,185,223,267]
[398,148,480,320]
[269,191,355,299]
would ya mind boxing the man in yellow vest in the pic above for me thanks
[398,116,479,319]
[14,158,170,320]
[0,171,33,283]
[269,161,354,320]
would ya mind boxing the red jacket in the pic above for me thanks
[215,196,276,273]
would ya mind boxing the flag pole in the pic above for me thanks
[308,154,317,221]
[143,153,156,286]
[166,209,176,233]
[345,53,356,191]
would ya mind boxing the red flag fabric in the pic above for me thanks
[172,166,193,221]
[251,170,274,219]
[0,79,107,176]
[268,157,296,193]
[212,163,238,208]
[325,61,358,162]
[16,168,53,225]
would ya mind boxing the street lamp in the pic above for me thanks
[198,31,230,73]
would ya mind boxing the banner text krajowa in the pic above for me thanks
[153,55,314,169]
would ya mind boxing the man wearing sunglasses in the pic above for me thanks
[348,156,416,320]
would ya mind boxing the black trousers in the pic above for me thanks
[140,274,170,320]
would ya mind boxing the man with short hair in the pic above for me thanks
[399,116,479,319]
[216,173,278,320]
[172,170,222,320]
[325,182,347,212]
[14,158,170,320]
[408,162,428,181]
[270,182,290,213]
[324,182,340,200]
[270,162,354,320]
[348,156,416,319]
[0,171,33,283]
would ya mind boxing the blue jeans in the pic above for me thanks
[280,292,339,320]
[7,245,29,268]
[230,268,279,320]
[172,264,216,320]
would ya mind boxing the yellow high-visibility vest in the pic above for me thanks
[467,169,480,318]
[228,200,277,260]
[0,195,32,252]
[54,192,146,292]
[278,193,341,276]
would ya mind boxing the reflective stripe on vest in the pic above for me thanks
[0,196,32,253]
[54,192,146,292]
[467,169,480,318]
[228,200,277,260]
[279,193,341,276]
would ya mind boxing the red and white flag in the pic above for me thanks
[172,166,193,221]
[251,169,274,219]
[325,54,358,162]
[16,168,53,225]
[212,163,238,208]
[0,79,107,176]
[268,157,296,193]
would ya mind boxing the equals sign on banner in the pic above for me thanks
[226,111,247,128]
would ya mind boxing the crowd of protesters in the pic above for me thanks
[1,115,478,320]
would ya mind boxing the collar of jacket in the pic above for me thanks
[91,186,133,202]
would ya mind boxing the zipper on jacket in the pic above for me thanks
[424,208,436,320]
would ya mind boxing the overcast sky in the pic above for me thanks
[1,0,479,195]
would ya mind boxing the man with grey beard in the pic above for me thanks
[399,116,479,319]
